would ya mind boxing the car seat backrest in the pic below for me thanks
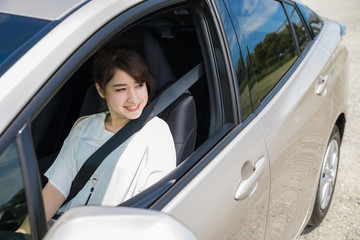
[142,31,197,164]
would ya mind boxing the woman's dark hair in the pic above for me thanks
[93,45,155,101]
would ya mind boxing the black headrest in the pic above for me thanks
[143,31,177,92]
[113,28,176,92]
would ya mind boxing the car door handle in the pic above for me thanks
[234,157,266,201]
[315,74,329,96]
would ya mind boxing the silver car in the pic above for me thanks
[0,0,348,239]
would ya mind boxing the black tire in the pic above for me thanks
[309,125,341,227]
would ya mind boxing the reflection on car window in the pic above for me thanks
[284,3,311,53]
[0,14,49,70]
[226,0,298,108]
[0,141,30,238]
[296,3,323,38]
[215,0,252,120]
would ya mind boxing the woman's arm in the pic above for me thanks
[142,118,177,188]
[42,182,66,222]
[17,116,88,233]
[17,183,65,233]
[43,117,88,221]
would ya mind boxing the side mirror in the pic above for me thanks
[44,206,197,240]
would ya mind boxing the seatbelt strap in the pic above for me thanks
[151,63,204,115]
[62,63,203,206]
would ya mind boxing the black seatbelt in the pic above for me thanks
[62,63,204,207]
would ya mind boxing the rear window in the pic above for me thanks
[296,3,323,38]
[0,13,51,75]
[284,3,311,53]
[225,0,298,109]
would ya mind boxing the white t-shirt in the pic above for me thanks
[45,112,176,213]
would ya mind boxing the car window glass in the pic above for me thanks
[284,3,311,53]
[0,14,50,76]
[296,3,323,38]
[236,47,252,120]
[226,0,298,108]
[0,141,30,238]
[215,0,252,121]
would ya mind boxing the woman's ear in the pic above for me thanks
[95,83,105,99]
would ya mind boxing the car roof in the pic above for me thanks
[0,0,88,20]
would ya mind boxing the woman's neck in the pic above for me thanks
[104,113,130,133]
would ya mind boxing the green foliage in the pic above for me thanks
[252,25,297,82]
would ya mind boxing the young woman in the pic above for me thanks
[42,45,176,223]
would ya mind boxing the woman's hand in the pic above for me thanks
[16,216,30,234]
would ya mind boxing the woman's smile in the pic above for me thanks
[124,104,141,112]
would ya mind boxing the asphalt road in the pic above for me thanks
[298,0,360,239]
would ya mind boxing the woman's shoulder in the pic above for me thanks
[139,117,172,141]
[144,116,169,130]
[72,112,106,131]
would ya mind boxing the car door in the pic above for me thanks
[149,1,270,239]
[224,0,336,238]
[158,118,270,240]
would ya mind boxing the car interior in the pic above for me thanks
[31,6,222,188]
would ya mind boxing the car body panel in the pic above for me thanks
[328,24,349,126]
[44,206,197,240]
[258,20,345,239]
[162,117,270,240]
[0,0,88,20]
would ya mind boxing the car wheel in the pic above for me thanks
[309,125,341,227]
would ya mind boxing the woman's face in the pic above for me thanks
[96,68,148,124]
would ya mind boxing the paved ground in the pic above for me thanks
[298,0,360,239]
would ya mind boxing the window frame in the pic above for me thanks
[0,123,47,239]
[282,1,301,55]
[16,124,47,239]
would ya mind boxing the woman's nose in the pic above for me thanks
[127,88,138,102]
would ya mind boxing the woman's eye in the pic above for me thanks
[115,88,126,92]
[136,83,144,88]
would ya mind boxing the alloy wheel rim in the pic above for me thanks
[319,139,339,210]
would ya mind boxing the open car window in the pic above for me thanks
[30,1,235,213]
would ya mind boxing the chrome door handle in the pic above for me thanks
[234,157,266,201]
[316,75,329,96]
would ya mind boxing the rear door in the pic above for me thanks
[224,0,336,238]
[258,5,337,239]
